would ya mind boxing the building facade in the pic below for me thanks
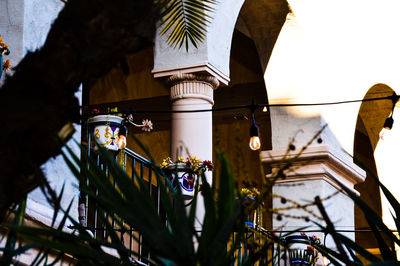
[1,0,398,264]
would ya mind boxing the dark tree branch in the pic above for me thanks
[315,196,353,265]
[0,0,156,219]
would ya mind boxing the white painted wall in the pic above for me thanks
[153,0,244,83]
[0,0,25,84]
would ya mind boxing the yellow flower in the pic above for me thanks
[2,43,9,54]
[177,156,184,163]
[160,157,173,168]
[3,59,11,71]
[188,156,201,168]
[240,187,259,199]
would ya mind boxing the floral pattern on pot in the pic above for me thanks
[88,115,124,152]
[161,157,214,199]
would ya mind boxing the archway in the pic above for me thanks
[354,83,395,250]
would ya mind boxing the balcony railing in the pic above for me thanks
[82,125,279,265]
[83,126,165,264]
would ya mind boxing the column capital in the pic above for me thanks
[167,73,219,105]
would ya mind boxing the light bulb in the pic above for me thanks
[262,106,268,112]
[249,136,261,150]
[117,135,126,149]
[322,256,330,266]
[379,128,390,140]
[380,116,394,140]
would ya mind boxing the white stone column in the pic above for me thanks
[167,73,219,226]
[168,73,219,164]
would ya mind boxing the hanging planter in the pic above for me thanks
[237,188,263,229]
[0,35,11,79]
[161,157,214,199]
[87,115,124,152]
[285,234,320,266]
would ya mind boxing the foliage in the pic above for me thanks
[4,130,400,265]
[308,154,400,265]
[0,140,284,265]
[160,156,214,173]
[157,0,216,50]
[0,35,11,77]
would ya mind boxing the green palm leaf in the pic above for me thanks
[157,0,216,50]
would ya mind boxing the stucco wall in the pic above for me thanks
[0,0,24,84]
[23,0,64,53]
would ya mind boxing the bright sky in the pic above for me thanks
[265,0,400,228]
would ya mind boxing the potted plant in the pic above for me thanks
[285,233,321,266]
[0,35,11,79]
[87,114,125,152]
[238,187,262,229]
[161,156,214,199]
[87,110,153,153]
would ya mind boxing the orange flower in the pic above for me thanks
[3,59,11,71]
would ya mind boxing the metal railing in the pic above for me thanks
[84,128,163,264]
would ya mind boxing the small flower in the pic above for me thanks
[202,160,214,171]
[306,245,315,255]
[91,108,100,115]
[141,119,153,132]
[160,157,173,168]
[160,156,213,174]
[3,59,10,71]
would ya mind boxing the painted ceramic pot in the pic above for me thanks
[88,115,124,152]
[235,197,261,229]
[285,235,318,266]
[166,163,197,199]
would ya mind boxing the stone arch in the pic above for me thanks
[153,0,290,85]
[354,83,395,249]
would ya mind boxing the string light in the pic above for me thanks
[83,94,399,116]
[249,101,261,151]
[117,126,127,149]
[87,94,400,146]
[379,93,399,140]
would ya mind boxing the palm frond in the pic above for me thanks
[157,0,216,50]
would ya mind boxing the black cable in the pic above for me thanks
[83,94,398,116]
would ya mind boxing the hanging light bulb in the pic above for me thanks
[249,114,261,150]
[321,256,330,266]
[117,126,127,149]
[379,115,394,140]
[379,93,399,140]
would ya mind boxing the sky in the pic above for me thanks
[265,0,400,228]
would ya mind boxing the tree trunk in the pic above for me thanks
[0,0,155,220]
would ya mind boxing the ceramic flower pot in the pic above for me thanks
[285,235,318,266]
[166,163,197,199]
[233,197,263,230]
[87,115,124,152]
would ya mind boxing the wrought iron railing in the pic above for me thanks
[82,122,283,265]
[83,126,164,264]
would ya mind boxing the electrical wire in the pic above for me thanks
[84,94,399,116]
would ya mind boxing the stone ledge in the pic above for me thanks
[261,145,366,195]
[152,62,230,86]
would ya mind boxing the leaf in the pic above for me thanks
[157,0,216,50]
